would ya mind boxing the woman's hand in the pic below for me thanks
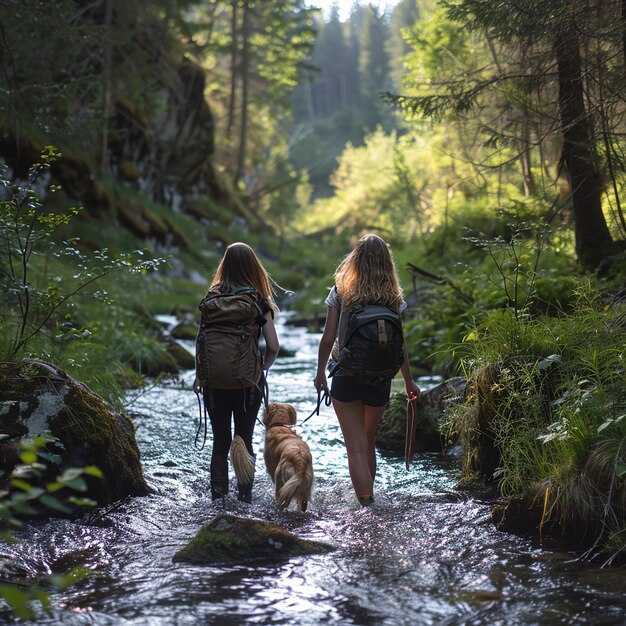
[313,372,328,393]
[193,376,203,394]
[405,379,421,402]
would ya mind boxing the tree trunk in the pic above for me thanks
[623,0,626,72]
[226,0,237,140]
[520,119,536,197]
[101,0,113,173]
[234,0,250,186]
[554,25,613,270]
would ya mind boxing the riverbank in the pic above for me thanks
[448,287,626,563]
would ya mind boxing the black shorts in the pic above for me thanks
[330,372,392,407]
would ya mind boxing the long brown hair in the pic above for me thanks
[210,242,278,313]
[335,233,403,309]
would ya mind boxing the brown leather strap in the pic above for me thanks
[404,397,418,470]
[377,319,388,343]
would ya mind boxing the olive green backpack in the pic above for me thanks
[195,287,266,389]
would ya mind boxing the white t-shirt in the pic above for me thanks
[324,286,407,312]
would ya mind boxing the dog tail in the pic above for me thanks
[230,436,255,485]
[276,460,313,512]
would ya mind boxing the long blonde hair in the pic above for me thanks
[210,242,278,314]
[335,233,403,309]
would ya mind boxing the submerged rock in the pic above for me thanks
[0,360,151,511]
[173,514,335,564]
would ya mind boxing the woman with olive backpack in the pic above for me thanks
[194,242,280,503]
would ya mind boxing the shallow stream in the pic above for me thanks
[1,319,625,625]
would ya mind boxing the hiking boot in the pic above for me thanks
[236,453,256,503]
[237,482,253,503]
[210,454,229,500]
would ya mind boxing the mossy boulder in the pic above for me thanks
[130,342,180,378]
[173,514,335,564]
[377,377,466,453]
[0,360,151,510]
[170,322,197,341]
[166,338,195,370]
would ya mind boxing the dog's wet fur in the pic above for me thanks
[230,435,255,486]
[263,402,313,512]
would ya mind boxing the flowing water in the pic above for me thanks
[1,318,625,625]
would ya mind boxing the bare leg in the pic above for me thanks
[333,398,374,498]
[364,403,386,481]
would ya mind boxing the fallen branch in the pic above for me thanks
[406,262,474,306]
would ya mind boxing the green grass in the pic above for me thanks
[450,281,626,557]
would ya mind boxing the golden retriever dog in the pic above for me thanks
[263,402,313,512]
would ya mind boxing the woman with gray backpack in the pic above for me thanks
[313,234,421,506]
[194,242,280,503]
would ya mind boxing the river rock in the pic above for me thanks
[173,514,335,564]
[170,322,197,341]
[376,377,466,453]
[0,360,151,512]
[166,338,195,370]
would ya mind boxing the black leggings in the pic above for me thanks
[204,387,262,457]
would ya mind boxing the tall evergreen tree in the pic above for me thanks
[389,0,626,269]
[211,0,316,186]
[358,5,391,131]
[319,5,349,112]
[387,0,420,88]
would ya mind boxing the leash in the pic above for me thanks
[300,389,331,426]
[255,369,270,427]
[404,396,418,470]
[194,390,208,451]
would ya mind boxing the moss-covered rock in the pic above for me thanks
[173,514,334,564]
[170,322,197,341]
[278,346,296,358]
[166,338,195,370]
[377,377,466,454]
[129,342,180,378]
[0,360,151,511]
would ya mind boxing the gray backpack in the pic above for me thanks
[330,303,404,386]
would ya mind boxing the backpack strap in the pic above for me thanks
[234,289,270,411]
[377,319,388,343]
[243,292,271,399]
[328,301,350,379]
[337,303,351,352]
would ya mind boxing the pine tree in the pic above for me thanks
[387,0,626,269]
[387,0,420,89]
[358,5,391,131]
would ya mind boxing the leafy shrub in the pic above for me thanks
[0,148,166,400]
[0,433,100,619]
[451,281,626,559]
